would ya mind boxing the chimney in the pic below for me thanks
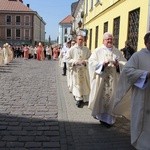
[27,4,30,7]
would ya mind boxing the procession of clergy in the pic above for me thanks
[0,31,149,149]
[59,32,150,150]
[0,41,61,65]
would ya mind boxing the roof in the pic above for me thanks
[0,0,33,12]
[59,15,72,24]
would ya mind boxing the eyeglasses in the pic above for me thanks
[104,38,113,40]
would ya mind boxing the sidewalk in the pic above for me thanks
[56,62,135,150]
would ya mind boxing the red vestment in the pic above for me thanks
[37,46,42,61]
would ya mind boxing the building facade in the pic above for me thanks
[58,15,72,45]
[83,0,150,51]
[72,0,85,35]
[71,0,88,45]
[0,0,46,46]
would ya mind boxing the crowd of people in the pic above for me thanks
[58,32,150,150]
[0,42,61,65]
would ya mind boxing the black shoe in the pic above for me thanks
[62,74,66,76]
[76,100,83,108]
[73,96,76,101]
[100,121,113,128]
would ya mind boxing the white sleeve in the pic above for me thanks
[134,71,148,89]
[95,62,104,75]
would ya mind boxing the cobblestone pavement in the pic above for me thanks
[0,58,135,150]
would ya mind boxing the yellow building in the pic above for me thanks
[84,0,150,51]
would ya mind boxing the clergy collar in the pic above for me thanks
[102,44,113,51]
[76,44,83,49]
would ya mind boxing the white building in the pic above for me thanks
[58,15,72,45]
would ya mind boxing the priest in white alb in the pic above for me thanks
[3,43,11,65]
[66,35,91,107]
[88,32,126,127]
[66,40,76,93]
[114,32,150,150]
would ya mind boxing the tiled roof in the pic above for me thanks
[59,15,72,24]
[0,0,33,12]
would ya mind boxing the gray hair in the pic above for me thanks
[103,32,113,40]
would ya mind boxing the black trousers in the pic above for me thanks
[63,62,67,75]
[46,55,51,60]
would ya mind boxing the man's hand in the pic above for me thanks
[75,60,86,66]
[104,61,110,67]
[113,59,119,67]
[81,60,86,66]
[75,61,81,65]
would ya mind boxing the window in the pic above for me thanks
[16,29,21,39]
[6,15,11,25]
[103,22,108,33]
[16,16,21,25]
[25,15,30,25]
[64,28,67,34]
[64,36,67,43]
[127,8,140,51]
[24,29,30,40]
[95,26,99,48]
[113,17,120,48]
[6,29,11,39]
[89,29,92,50]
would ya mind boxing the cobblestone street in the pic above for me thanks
[0,58,135,150]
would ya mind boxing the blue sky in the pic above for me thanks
[23,0,76,40]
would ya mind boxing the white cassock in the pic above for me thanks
[114,48,150,150]
[61,45,69,64]
[59,43,68,67]
[67,44,91,101]
[58,48,63,67]
[8,47,13,62]
[3,47,10,65]
[88,44,126,124]
[0,48,4,65]
[66,48,73,92]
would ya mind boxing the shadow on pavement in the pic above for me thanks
[0,61,22,73]
[0,113,136,150]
